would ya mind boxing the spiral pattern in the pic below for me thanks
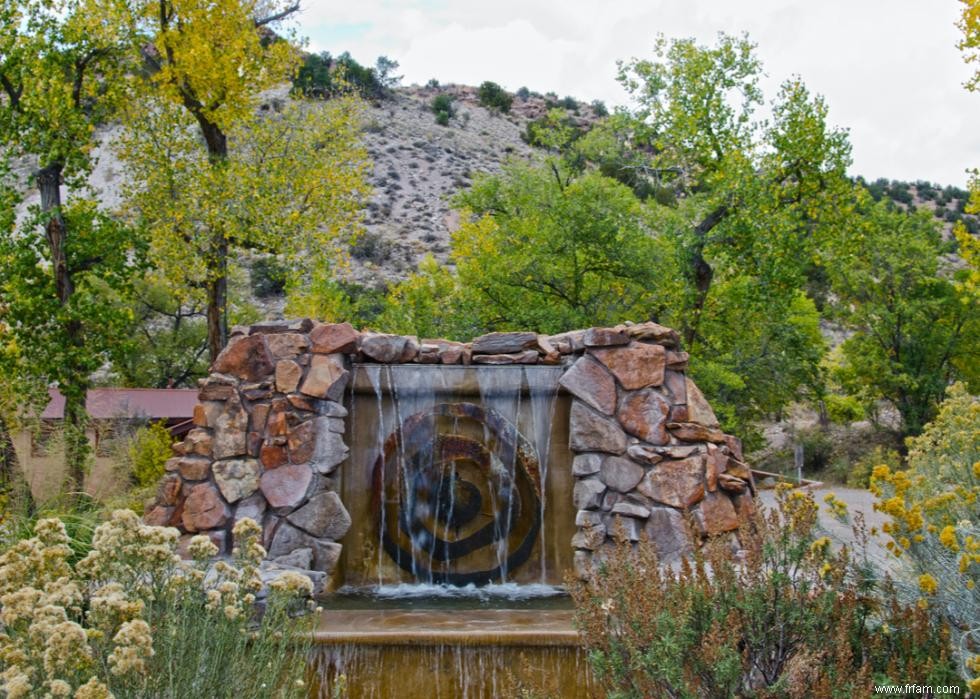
[371,402,542,585]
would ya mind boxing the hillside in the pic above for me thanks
[10,82,976,317]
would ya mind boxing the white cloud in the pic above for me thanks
[297,0,979,186]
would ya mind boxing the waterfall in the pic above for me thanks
[347,364,569,589]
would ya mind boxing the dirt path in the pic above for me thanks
[757,484,902,575]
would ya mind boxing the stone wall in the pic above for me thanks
[144,319,755,584]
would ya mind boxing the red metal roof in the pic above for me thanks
[41,388,199,420]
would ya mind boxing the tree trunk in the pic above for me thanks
[206,239,228,362]
[195,114,231,362]
[62,391,89,495]
[0,415,35,516]
[682,204,729,349]
[37,163,90,494]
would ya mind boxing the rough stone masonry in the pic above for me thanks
[144,319,756,586]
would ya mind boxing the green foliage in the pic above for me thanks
[523,108,580,151]
[846,445,900,488]
[572,488,964,697]
[377,255,479,339]
[113,278,209,388]
[824,393,866,424]
[126,422,172,489]
[870,384,980,687]
[431,93,455,126]
[294,51,398,100]
[0,0,141,491]
[590,99,608,117]
[251,255,289,298]
[449,162,680,334]
[120,94,369,357]
[826,198,980,434]
[477,81,513,112]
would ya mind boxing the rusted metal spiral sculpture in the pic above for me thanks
[371,402,542,585]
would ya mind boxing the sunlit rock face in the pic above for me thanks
[144,320,754,590]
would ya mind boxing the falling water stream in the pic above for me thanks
[315,364,589,697]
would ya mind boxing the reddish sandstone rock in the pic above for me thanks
[176,456,211,481]
[192,404,208,427]
[260,444,288,469]
[472,350,539,364]
[144,505,174,527]
[665,350,690,369]
[260,463,312,510]
[360,333,410,362]
[287,419,316,464]
[275,359,303,393]
[583,327,630,347]
[663,370,687,404]
[266,332,310,359]
[251,403,271,433]
[212,334,274,382]
[668,422,726,443]
[183,428,212,457]
[637,458,706,509]
[569,402,628,454]
[212,395,249,460]
[590,342,666,390]
[559,355,617,415]
[310,322,359,354]
[199,382,236,401]
[398,336,420,362]
[300,354,348,401]
[158,474,182,506]
[287,491,351,540]
[471,331,538,354]
[617,389,670,445]
[625,322,680,346]
[182,483,229,532]
[626,444,664,466]
[694,491,740,536]
[685,378,719,427]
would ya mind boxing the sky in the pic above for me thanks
[295,0,978,188]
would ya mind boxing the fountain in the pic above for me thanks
[144,321,755,697]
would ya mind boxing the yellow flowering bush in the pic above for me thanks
[870,383,979,688]
[572,486,964,696]
[0,511,316,698]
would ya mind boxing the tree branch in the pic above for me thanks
[255,3,300,27]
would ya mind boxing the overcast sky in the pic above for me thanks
[298,1,977,188]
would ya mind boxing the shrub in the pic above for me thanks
[571,486,964,697]
[431,93,455,126]
[0,512,316,698]
[516,86,530,101]
[477,81,512,112]
[870,383,980,689]
[590,99,608,117]
[426,78,439,88]
[559,95,578,112]
[251,256,288,298]
[846,445,900,488]
[824,393,865,424]
[126,422,172,489]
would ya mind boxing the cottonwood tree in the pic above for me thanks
[574,34,850,434]
[126,0,368,361]
[0,0,140,493]
[827,196,980,436]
